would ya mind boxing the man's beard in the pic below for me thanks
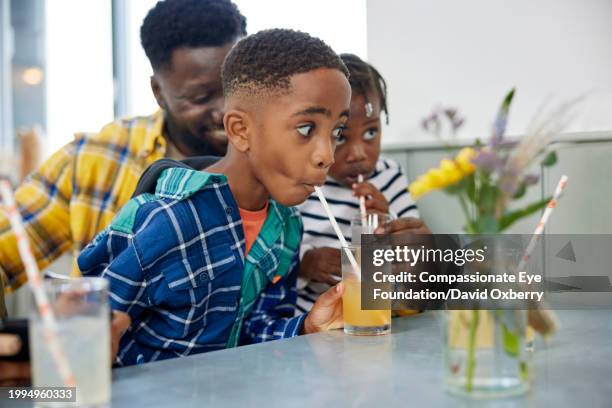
[164,113,227,156]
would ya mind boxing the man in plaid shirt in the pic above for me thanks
[0,0,246,293]
[78,29,351,366]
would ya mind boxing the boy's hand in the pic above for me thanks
[300,247,341,285]
[0,334,30,386]
[303,283,344,334]
[352,181,389,215]
[110,311,131,364]
[375,217,431,235]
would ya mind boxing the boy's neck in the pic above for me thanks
[205,152,269,211]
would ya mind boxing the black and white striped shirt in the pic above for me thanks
[296,158,419,313]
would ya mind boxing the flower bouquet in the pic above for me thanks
[409,89,575,397]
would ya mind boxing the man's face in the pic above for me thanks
[152,44,234,156]
[246,68,352,207]
[328,92,382,187]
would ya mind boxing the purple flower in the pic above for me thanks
[500,180,518,196]
[453,117,465,131]
[490,115,507,148]
[498,140,519,149]
[472,150,505,172]
[443,108,465,132]
[421,111,440,133]
[490,88,515,148]
[523,173,539,185]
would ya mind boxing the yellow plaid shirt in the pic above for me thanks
[0,111,171,293]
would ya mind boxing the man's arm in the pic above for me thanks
[0,143,75,292]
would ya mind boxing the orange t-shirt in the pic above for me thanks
[239,202,269,255]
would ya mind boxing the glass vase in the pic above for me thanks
[444,308,529,398]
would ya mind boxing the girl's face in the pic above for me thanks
[328,91,382,187]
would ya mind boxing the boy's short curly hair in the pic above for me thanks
[140,0,247,71]
[222,29,349,98]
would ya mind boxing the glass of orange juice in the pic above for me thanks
[342,245,391,335]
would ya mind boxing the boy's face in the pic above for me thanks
[328,92,382,187]
[243,68,351,206]
[151,44,234,156]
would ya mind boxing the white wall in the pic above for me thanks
[124,0,367,117]
[367,0,612,145]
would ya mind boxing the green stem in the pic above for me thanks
[466,310,480,392]
[458,193,475,233]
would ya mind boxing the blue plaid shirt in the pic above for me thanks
[78,168,307,366]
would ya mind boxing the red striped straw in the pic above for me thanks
[0,180,76,387]
[518,175,567,337]
[517,175,568,272]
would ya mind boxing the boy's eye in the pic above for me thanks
[297,124,314,137]
[363,128,378,141]
[335,135,346,146]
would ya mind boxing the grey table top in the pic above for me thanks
[5,310,612,407]
[112,310,611,407]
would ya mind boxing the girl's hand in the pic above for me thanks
[375,217,431,235]
[300,247,341,285]
[352,181,389,215]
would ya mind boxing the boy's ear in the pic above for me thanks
[223,109,251,153]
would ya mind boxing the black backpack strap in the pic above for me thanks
[131,156,221,197]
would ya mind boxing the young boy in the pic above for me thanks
[78,29,351,366]
[297,54,429,312]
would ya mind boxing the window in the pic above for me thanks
[44,0,113,153]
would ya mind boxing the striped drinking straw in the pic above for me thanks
[0,180,76,387]
[517,175,568,272]
[519,175,568,336]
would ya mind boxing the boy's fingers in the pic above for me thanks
[111,311,131,336]
[317,282,344,306]
[0,334,21,356]
[110,311,131,364]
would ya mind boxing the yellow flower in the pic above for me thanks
[408,180,427,199]
[408,147,479,200]
[455,147,477,175]
[440,159,463,184]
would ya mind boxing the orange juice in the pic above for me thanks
[343,277,391,335]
